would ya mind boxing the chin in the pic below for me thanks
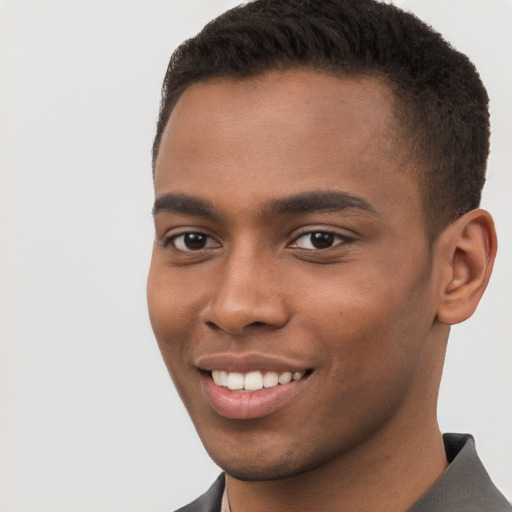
[204,440,335,483]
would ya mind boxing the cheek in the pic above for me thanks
[147,265,202,409]
[298,286,429,439]
[296,261,432,378]
[147,249,204,325]
[147,258,201,368]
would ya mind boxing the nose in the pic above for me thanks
[200,249,289,336]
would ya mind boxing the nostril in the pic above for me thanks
[248,321,267,328]
[205,320,270,331]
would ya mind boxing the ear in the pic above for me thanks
[436,209,497,325]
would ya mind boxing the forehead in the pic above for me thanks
[154,70,420,224]
[158,70,400,170]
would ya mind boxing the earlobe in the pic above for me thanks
[436,209,497,325]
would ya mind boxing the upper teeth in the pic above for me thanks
[212,370,304,391]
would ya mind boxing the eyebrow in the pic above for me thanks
[269,190,379,216]
[152,190,379,218]
[152,193,217,218]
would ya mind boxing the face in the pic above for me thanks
[147,70,444,481]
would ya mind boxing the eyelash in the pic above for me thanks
[162,229,353,253]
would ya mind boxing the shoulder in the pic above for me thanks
[174,474,225,512]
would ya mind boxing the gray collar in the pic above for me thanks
[409,433,511,512]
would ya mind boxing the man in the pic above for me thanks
[146,0,510,510]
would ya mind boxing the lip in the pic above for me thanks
[195,352,309,373]
[196,353,312,420]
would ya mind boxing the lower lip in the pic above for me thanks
[202,374,305,420]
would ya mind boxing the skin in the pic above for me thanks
[147,70,496,511]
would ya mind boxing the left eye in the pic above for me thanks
[292,231,349,250]
[169,233,220,252]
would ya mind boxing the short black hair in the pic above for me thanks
[153,0,490,238]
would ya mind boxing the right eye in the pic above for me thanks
[167,232,221,252]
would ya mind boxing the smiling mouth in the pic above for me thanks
[210,369,310,391]
[200,366,313,419]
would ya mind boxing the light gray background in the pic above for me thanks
[0,1,510,511]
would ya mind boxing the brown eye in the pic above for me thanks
[170,232,220,252]
[292,231,350,250]
[183,233,207,250]
[310,232,334,249]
